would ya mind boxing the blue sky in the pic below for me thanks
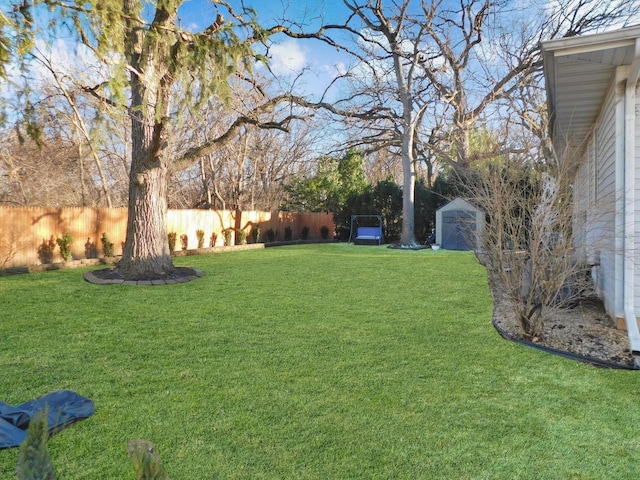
[9,0,639,112]
[175,0,356,98]
[0,0,354,106]
[177,0,351,31]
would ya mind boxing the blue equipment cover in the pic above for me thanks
[0,390,94,449]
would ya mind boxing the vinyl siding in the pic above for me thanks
[572,148,589,261]
[590,82,618,317]
[635,84,640,311]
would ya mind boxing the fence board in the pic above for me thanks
[0,206,334,268]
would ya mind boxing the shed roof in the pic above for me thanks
[541,25,640,162]
[436,197,481,213]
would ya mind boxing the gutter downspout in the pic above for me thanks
[624,38,640,367]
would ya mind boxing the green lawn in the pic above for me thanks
[1,244,640,479]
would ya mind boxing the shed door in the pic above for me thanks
[441,210,476,250]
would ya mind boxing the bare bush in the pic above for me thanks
[462,154,596,339]
[0,230,19,269]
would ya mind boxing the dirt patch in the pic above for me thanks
[492,297,635,368]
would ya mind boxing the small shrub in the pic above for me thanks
[101,233,114,257]
[236,229,247,245]
[223,229,233,246]
[15,425,172,480]
[320,225,329,239]
[284,226,292,241]
[302,226,310,240]
[0,230,18,269]
[266,228,276,242]
[251,225,261,243]
[37,236,56,264]
[56,233,73,261]
[128,439,170,480]
[209,232,217,247]
[180,234,188,250]
[196,229,205,248]
[84,238,98,259]
[168,232,177,252]
[16,409,55,480]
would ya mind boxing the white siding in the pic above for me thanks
[635,83,640,312]
[590,83,619,317]
[572,148,589,260]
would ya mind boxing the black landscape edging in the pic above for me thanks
[264,239,335,247]
[83,266,203,286]
[492,318,638,370]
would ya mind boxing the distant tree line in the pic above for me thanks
[281,149,455,244]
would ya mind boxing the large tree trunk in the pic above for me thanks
[117,0,176,279]
[400,122,417,246]
[117,160,174,279]
[401,161,418,247]
[389,30,418,248]
[117,77,175,279]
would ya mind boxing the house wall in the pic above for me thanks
[580,74,640,322]
[597,81,620,319]
[634,82,640,313]
[575,78,620,319]
[572,144,590,262]
[584,73,640,324]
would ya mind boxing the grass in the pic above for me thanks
[1,243,640,479]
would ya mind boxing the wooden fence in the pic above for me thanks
[0,206,335,269]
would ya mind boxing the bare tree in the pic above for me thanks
[0,92,129,208]
[462,144,597,339]
[424,0,639,169]
[0,36,130,208]
[316,0,439,246]
[3,1,318,280]
[31,47,118,207]
[307,0,639,249]
[165,74,323,211]
[430,0,639,341]
[0,128,88,206]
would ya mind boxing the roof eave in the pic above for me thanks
[541,25,640,151]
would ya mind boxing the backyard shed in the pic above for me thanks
[435,198,483,251]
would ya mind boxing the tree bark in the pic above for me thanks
[117,84,175,278]
[117,85,174,277]
[400,122,417,246]
[117,156,173,279]
[117,0,175,279]
[390,29,418,247]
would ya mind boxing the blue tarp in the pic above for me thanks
[0,390,94,449]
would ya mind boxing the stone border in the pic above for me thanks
[83,267,204,286]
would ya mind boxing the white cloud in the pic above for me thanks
[333,62,348,76]
[320,61,347,78]
[268,39,307,75]
[326,62,348,76]
[28,38,111,88]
